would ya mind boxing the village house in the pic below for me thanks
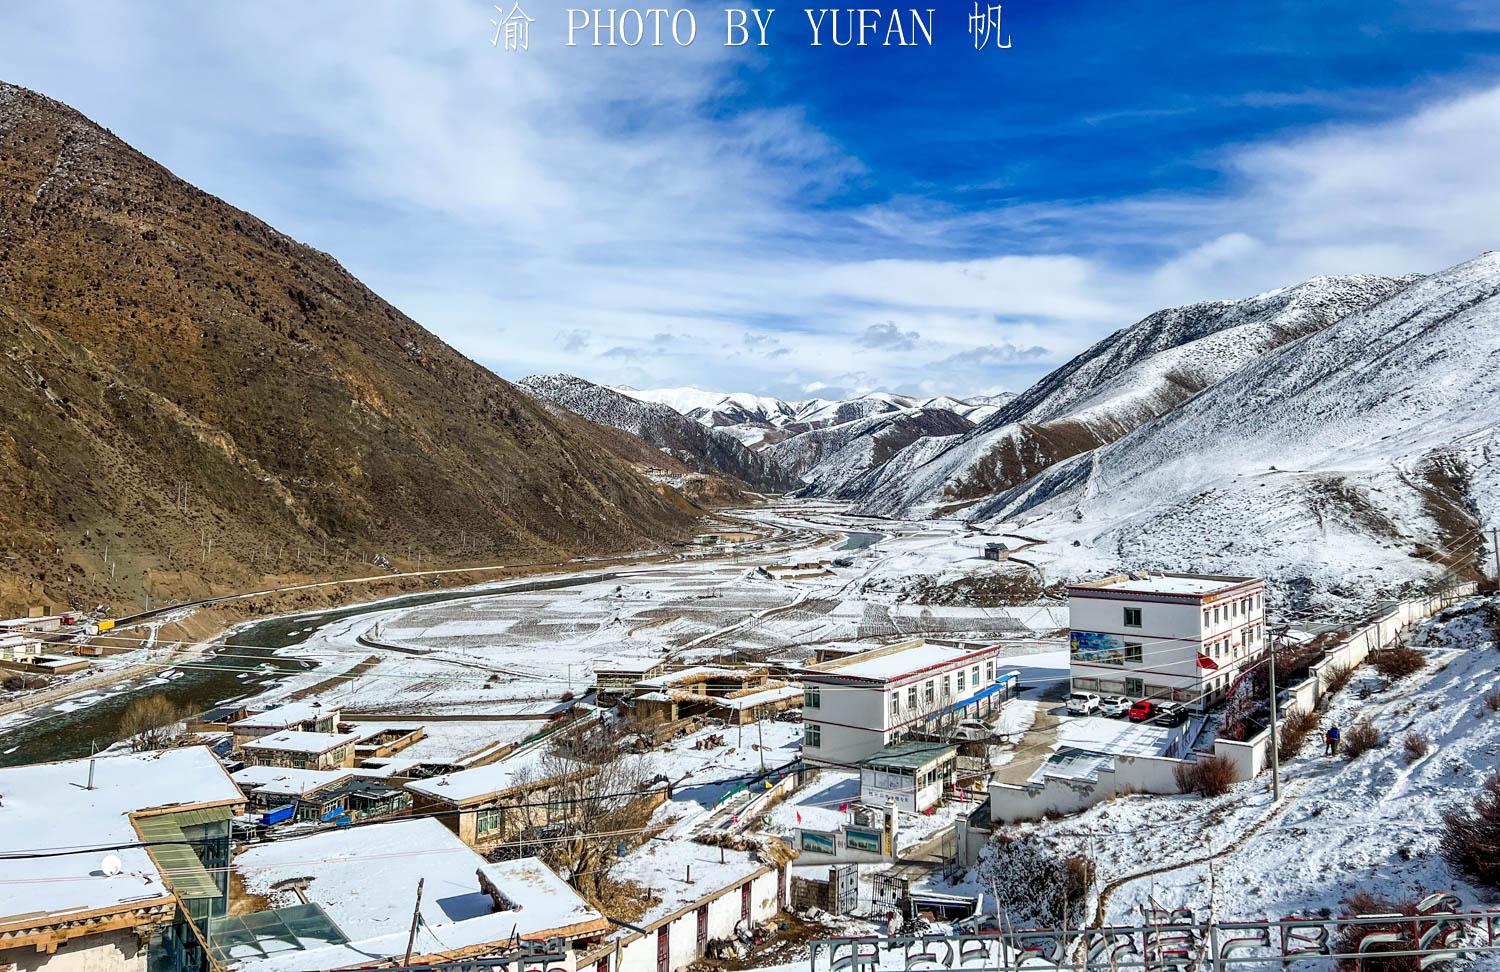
[1067,571,1267,710]
[798,639,1018,767]
[757,561,834,581]
[228,818,609,972]
[575,840,791,972]
[240,729,360,770]
[404,743,597,849]
[231,765,412,825]
[227,701,341,745]
[627,665,799,727]
[0,747,244,972]
[593,656,670,705]
[858,741,959,813]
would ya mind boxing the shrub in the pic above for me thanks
[1333,891,1421,972]
[120,694,186,752]
[1322,661,1356,695]
[976,831,1095,928]
[1174,755,1237,797]
[1372,644,1425,680]
[1401,732,1430,763]
[1440,773,1500,888]
[1343,720,1382,758]
[1279,705,1320,755]
[1485,691,1500,713]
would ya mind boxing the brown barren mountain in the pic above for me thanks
[0,81,698,615]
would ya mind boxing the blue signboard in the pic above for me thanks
[1070,630,1124,665]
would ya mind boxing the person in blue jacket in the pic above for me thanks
[1325,723,1340,756]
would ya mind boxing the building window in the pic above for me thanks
[985,661,994,682]
[804,686,821,709]
[1123,607,1142,628]
[476,807,501,835]
[1203,608,1210,627]
[890,694,899,719]
[1125,677,1144,696]
[907,686,917,710]
[971,665,980,687]
[957,669,966,692]
[942,675,952,698]
[804,724,821,748]
[1125,641,1143,663]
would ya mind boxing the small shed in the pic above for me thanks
[858,742,958,813]
[983,542,1009,561]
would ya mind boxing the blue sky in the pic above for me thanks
[4,1,1500,400]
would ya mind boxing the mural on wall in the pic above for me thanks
[800,831,836,855]
[1070,630,1125,665]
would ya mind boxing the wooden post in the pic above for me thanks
[402,878,425,966]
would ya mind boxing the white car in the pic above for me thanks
[1066,692,1101,716]
[1097,695,1132,718]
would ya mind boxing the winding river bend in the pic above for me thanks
[0,572,622,766]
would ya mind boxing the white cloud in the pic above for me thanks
[2,2,1498,400]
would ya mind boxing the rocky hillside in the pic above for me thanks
[768,407,973,493]
[0,81,697,615]
[518,374,794,491]
[845,273,1416,518]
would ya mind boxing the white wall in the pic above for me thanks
[0,930,146,972]
[613,868,784,972]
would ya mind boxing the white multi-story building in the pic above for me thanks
[1067,572,1267,710]
[798,639,1017,767]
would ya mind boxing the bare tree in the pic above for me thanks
[119,694,185,752]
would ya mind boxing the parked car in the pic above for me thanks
[1066,692,1101,716]
[1156,702,1187,726]
[1097,695,1132,718]
[1127,700,1157,722]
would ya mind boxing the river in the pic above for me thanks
[0,572,623,766]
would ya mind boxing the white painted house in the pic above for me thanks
[1067,572,1267,710]
[798,639,1014,767]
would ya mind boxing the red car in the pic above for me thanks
[1127,700,1156,722]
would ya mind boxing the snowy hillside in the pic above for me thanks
[518,374,796,491]
[847,273,1414,519]
[975,253,1500,606]
[766,407,974,492]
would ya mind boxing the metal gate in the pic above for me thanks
[832,864,858,915]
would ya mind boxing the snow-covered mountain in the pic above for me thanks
[618,386,1007,452]
[966,253,1500,603]
[843,272,1415,518]
[518,375,796,491]
[767,407,975,494]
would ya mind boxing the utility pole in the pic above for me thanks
[401,878,425,967]
[1268,646,1280,801]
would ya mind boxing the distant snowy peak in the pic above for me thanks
[519,374,796,491]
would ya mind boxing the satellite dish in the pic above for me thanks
[100,854,123,877]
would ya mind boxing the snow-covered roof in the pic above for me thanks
[633,665,748,689]
[592,656,666,674]
[405,744,582,805]
[1070,572,1260,597]
[709,685,804,710]
[242,730,360,754]
[232,821,601,972]
[606,841,769,934]
[476,859,607,938]
[232,766,352,797]
[230,701,338,730]
[0,747,243,926]
[802,639,995,683]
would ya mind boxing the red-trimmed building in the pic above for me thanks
[798,639,1017,767]
[1067,572,1267,710]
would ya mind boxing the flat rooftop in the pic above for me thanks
[242,730,361,754]
[0,747,243,925]
[802,639,992,683]
[1070,572,1260,598]
[231,701,338,729]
